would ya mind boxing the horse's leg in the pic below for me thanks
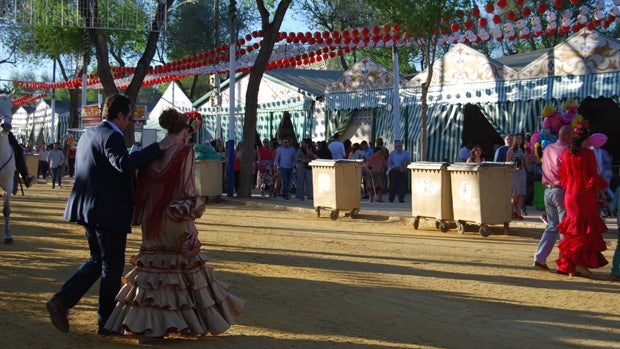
[3,192,11,244]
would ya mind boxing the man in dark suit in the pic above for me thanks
[46,94,171,335]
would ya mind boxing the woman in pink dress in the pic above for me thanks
[555,121,608,277]
[104,108,246,341]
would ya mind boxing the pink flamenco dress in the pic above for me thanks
[555,147,608,274]
[104,144,246,339]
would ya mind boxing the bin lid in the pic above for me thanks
[309,159,365,166]
[447,161,513,171]
[407,161,450,170]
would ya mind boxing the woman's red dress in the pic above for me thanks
[556,147,608,274]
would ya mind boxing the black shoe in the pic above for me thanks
[25,175,36,188]
[97,328,120,336]
[399,199,405,203]
[46,296,69,333]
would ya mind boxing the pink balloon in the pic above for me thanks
[589,133,608,148]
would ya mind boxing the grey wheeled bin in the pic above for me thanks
[194,159,225,202]
[310,159,364,220]
[447,162,513,237]
[408,162,453,232]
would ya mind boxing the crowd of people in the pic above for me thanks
[220,133,411,203]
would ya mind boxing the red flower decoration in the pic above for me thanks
[537,3,547,15]
[485,3,495,13]
[507,10,516,21]
[185,110,203,133]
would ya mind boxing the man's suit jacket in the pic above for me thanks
[64,121,163,234]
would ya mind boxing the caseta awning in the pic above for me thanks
[326,71,620,110]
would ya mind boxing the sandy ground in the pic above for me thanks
[1,182,620,349]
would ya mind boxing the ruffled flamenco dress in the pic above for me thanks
[104,144,246,338]
[555,147,608,275]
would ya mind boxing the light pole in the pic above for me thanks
[226,0,236,197]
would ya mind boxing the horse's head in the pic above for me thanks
[0,92,14,134]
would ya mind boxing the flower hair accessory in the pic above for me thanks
[185,110,203,133]
[573,120,590,138]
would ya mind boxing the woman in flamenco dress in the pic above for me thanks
[555,121,608,277]
[104,108,246,341]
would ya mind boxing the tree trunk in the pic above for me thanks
[81,0,173,147]
[420,83,428,161]
[237,0,291,198]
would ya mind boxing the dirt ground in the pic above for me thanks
[1,182,620,349]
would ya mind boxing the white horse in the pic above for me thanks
[0,93,16,244]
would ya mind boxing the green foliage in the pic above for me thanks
[164,0,256,62]
[301,0,377,32]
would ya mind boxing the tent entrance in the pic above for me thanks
[579,97,620,187]
[462,104,503,161]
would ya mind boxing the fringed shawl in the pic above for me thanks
[133,144,195,240]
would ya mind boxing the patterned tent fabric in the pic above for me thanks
[324,29,620,161]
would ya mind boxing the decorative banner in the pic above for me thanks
[11,0,620,90]
[81,104,101,127]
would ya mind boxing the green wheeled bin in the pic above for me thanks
[534,181,545,210]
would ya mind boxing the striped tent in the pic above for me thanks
[325,29,620,161]
[193,68,341,144]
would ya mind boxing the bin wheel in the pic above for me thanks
[350,209,360,218]
[315,208,320,218]
[439,220,450,233]
[434,220,440,229]
[330,209,339,220]
[503,222,510,234]
[413,216,420,230]
[479,224,490,237]
[457,220,466,235]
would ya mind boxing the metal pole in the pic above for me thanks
[51,60,56,142]
[226,0,236,197]
[214,0,222,140]
[392,46,401,145]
